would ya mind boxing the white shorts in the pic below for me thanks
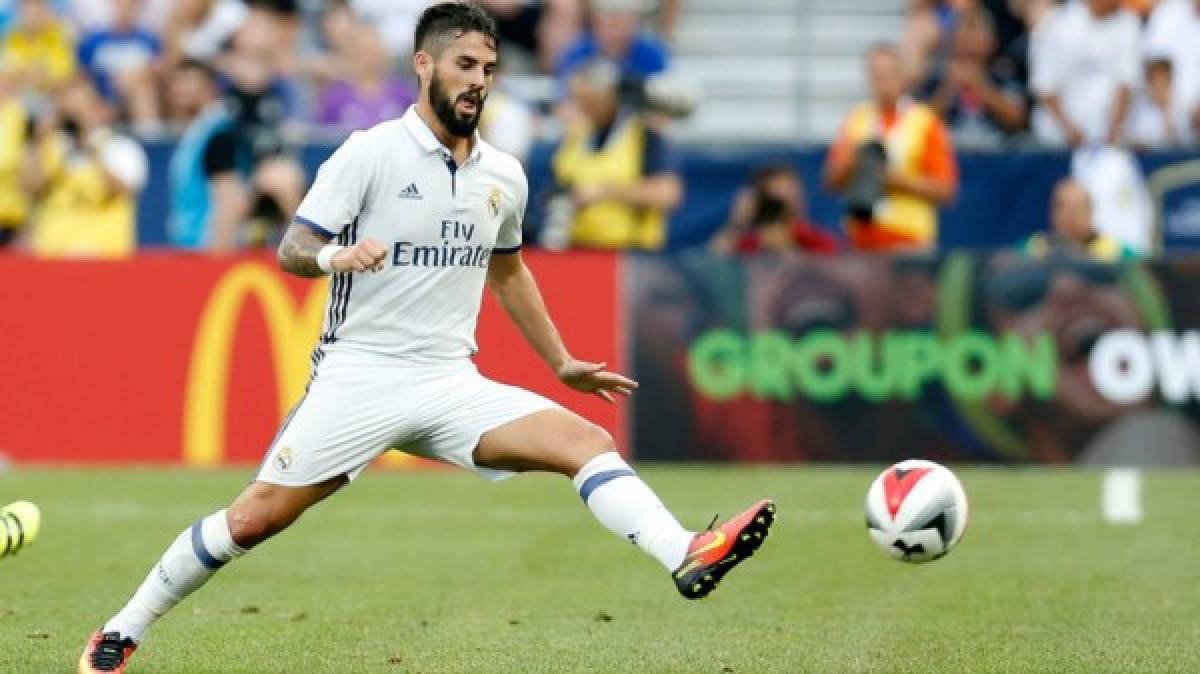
[255,351,562,486]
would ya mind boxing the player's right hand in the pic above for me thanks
[331,238,388,273]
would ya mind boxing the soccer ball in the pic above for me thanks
[1,500,40,557]
[865,460,967,563]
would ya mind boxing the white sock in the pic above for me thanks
[573,452,693,571]
[104,510,245,642]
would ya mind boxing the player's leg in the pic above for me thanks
[472,406,775,599]
[473,408,695,569]
[82,355,401,672]
[80,478,344,673]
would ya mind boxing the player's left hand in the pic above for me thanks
[557,359,638,403]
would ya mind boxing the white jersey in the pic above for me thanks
[294,106,528,363]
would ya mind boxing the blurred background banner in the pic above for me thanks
[626,252,1200,465]
[6,249,1199,468]
[0,251,620,465]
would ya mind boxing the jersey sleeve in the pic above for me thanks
[294,130,374,239]
[495,166,528,253]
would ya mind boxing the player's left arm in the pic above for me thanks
[487,252,637,403]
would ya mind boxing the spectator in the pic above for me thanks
[1142,0,1200,138]
[1071,145,1152,254]
[1126,57,1194,149]
[346,0,433,57]
[1022,178,1134,260]
[0,0,75,94]
[475,0,581,73]
[66,0,173,33]
[654,0,680,41]
[1,0,68,34]
[162,0,248,70]
[900,0,960,87]
[710,164,839,255]
[294,2,356,86]
[988,0,1057,98]
[22,77,147,258]
[0,65,29,245]
[478,79,535,163]
[547,58,682,250]
[243,0,302,78]
[165,59,244,250]
[824,43,957,253]
[1029,0,1139,147]
[77,0,162,133]
[315,20,417,132]
[920,7,1027,146]
[210,19,306,248]
[556,0,668,87]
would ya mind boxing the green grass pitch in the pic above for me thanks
[2,466,1199,673]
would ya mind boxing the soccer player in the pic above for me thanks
[78,4,775,672]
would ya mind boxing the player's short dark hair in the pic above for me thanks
[413,2,499,57]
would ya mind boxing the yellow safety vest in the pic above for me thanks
[32,135,135,258]
[552,116,666,250]
[0,100,28,227]
[841,100,941,247]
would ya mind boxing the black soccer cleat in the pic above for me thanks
[672,499,776,600]
[78,630,138,673]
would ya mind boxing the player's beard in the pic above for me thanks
[429,69,486,138]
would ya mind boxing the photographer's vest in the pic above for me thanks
[31,133,135,258]
[841,100,944,250]
[0,100,29,228]
[553,115,665,250]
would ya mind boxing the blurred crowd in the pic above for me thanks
[0,0,1190,262]
[0,0,679,256]
[901,0,1200,150]
[719,0,1184,260]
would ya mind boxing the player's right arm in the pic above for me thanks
[277,130,385,277]
[277,223,386,277]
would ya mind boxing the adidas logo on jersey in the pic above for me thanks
[398,183,423,200]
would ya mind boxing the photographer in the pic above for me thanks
[710,164,839,255]
[206,14,305,250]
[22,76,146,258]
[824,43,957,253]
[546,58,686,250]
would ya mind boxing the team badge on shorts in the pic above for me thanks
[488,188,501,218]
[274,446,293,471]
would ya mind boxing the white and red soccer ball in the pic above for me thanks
[866,460,968,563]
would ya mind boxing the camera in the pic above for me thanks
[844,140,887,221]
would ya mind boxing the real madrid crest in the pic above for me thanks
[275,446,293,471]
[488,188,501,218]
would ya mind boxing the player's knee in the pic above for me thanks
[226,505,285,549]
[576,421,614,457]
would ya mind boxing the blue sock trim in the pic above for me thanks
[190,520,226,570]
[578,469,636,503]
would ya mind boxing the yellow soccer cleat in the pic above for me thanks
[1,500,40,556]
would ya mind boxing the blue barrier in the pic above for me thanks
[136,141,1200,251]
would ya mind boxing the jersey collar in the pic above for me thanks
[402,105,484,166]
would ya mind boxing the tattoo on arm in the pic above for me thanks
[277,223,331,278]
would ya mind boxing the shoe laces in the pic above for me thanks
[91,632,133,670]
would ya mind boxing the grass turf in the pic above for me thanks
[2,466,1198,673]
